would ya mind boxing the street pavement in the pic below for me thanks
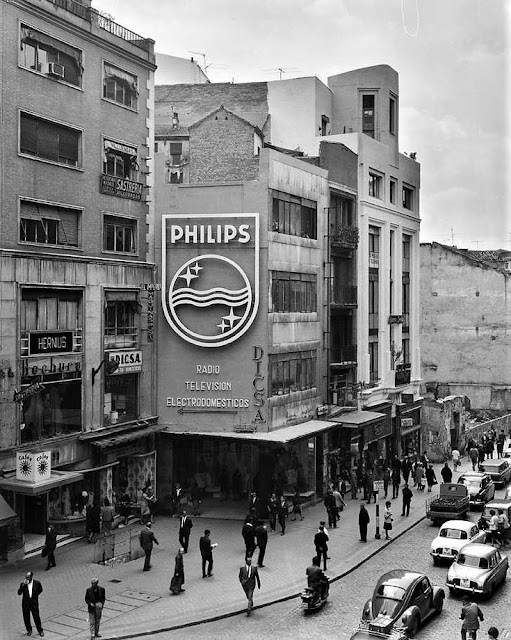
[0,460,462,640]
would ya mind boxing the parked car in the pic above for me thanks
[479,458,511,487]
[430,520,486,565]
[351,570,444,638]
[446,542,508,597]
[481,499,511,525]
[506,486,511,501]
[426,483,470,524]
[503,441,511,458]
[457,472,495,508]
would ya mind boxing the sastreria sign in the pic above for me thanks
[162,213,259,348]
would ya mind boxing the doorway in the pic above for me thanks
[23,494,47,534]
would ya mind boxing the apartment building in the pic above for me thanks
[0,0,157,559]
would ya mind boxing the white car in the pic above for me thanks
[430,520,486,565]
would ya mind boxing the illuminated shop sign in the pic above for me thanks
[162,213,259,348]
[29,331,73,355]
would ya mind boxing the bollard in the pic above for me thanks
[375,503,381,539]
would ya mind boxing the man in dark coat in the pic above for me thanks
[17,571,44,637]
[255,523,268,567]
[359,503,370,542]
[314,524,329,570]
[178,511,193,553]
[85,577,105,640]
[139,522,159,572]
[324,489,337,528]
[401,483,413,516]
[238,556,261,616]
[441,462,453,484]
[170,548,185,594]
[44,525,57,571]
[277,495,287,535]
[199,529,217,578]
[267,493,278,532]
[306,555,329,599]
[242,520,256,558]
[391,467,401,499]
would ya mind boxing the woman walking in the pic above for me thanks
[425,464,437,492]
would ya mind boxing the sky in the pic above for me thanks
[95,0,510,250]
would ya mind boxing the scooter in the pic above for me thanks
[301,580,329,612]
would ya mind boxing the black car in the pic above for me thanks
[479,459,511,487]
[457,472,495,508]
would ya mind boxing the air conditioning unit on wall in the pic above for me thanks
[37,62,65,78]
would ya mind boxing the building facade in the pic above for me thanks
[0,0,157,558]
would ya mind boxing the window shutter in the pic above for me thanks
[59,127,79,164]
[20,114,38,155]
[58,208,79,246]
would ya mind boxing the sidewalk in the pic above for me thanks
[0,461,456,640]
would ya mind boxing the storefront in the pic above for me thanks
[398,400,422,458]
[329,410,388,470]
[0,494,20,563]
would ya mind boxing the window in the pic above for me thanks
[271,191,317,239]
[402,184,414,210]
[321,115,330,136]
[103,62,138,109]
[270,272,317,312]
[402,235,411,273]
[20,199,80,247]
[362,94,375,138]
[269,350,316,396]
[20,25,82,87]
[103,139,138,180]
[369,226,380,268]
[20,112,81,167]
[103,215,137,254]
[105,374,139,425]
[390,178,397,204]
[402,336,410,366]
[369,275,379,332]
[105,296,138,349]
[389,95,396,135]
[369,340,379,382]
[169,142,183,166]
[369,172,383,199]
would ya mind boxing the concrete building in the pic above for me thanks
[153,63,422,502]
[0,0,157,560]
[420,242,511,411]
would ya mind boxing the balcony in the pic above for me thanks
[100,174,144,201]
[395,364,411,386]
[330,225,359,250]
[329,345,357,367]
[104,327,138,350]
[331,285,357,306]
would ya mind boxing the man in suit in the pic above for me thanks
[359,503,370,542]
[314,523,329,570]
[242,520,256,558]
[85,578,106,640]
[199,529,217,578]
[178,511,193,553]
[238,556,261,616]
[17,571,44,637]
[44,525,57,571]
[139,522,159,571]
[255,523,268,567]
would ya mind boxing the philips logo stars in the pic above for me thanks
[162,214,259,348]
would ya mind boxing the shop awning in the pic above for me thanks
[329,409,386,427]
[89,423,165,449]
[161,419,338,444]
[0,494,17,525]
[0,470,83,496]
[401,424,421,437]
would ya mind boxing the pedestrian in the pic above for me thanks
[401,483,413,516]
[350,468,358,500]
[85,578,105,640]
[452,448,461,469]
[141,485,156,524]
[441,462,453,483]
[365,469,375,503]
[324,489,337,528]
[496,430,506,458]
[487,627,499,639]
[139,522,159,572]
[86,501,101,543]
[44,525,57,571]
[291,490,304,521]
[383,501,393,539]
[190,482,201,516]
[239,556,260,616]
[478,444,486,467]
[359,503,370,542]
[277,495,287,535]
[425,464,437,492]
[146,484,158,521]
[332,486,346,522]
[101,498,114,534]
[17,571,44,637]
[488,510,500,547]
[248,492,262,520]
[402,457,411,484]
[382,466,390,499]
[485,437,495,460]
[255,523,268,567]
[314,523,329,570]
[267,493,278,532]
[242,519,256,558]
[178,510,193,553]
[391,466,401,499]
[460,597,484,640]
[119,488,131,526]
[170,547,185,594]
[469,445,479,471]
[171,483,183,517]
[199,529,217,578]
[497,508,510,547]
[414,462,425,491]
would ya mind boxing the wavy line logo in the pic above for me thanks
[162,214,259,347]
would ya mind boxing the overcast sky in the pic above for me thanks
[96,0,509,250]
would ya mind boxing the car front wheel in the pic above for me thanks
[406,616,419,638]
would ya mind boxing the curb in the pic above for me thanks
[103,515,427,639]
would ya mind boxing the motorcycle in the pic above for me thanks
[301,580,329,612]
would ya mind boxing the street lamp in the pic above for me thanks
[91,358,119,385]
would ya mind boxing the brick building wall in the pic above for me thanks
[189,107,260,183]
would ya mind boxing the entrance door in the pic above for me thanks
[23,494,47,534]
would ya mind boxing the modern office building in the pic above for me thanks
[0,0,157,558]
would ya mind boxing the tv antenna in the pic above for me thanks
[263,67,299,80]
[471,240,482,250]
[189,51,211,71]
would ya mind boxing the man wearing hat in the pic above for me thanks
[139,522,159,572]
[460,596,484,640]
[85,578,105,640]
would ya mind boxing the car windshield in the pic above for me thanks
[457,554,488,569]
[458,478,482,489]
[440,528,467,539]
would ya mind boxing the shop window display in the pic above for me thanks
[104,373,138,424]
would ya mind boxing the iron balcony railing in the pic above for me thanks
[331,284,357,306]
[395,364,412,386]
[46,0,152,53]
[329,345,357,365]
[104,327,138,350]
[330,224,359,249]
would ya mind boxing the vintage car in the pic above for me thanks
[481,499,511,525]
[430,520,486,564]
[503,441,511,458]
[350,570,444,638]
[479,458,511,487]
[446,542,508,597]
[457,472,495,508]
